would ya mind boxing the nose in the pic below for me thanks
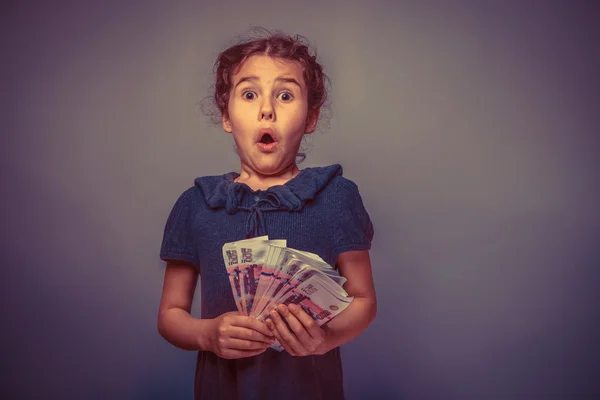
[259,98,275,121]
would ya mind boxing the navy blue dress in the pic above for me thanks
[160,164,374,400]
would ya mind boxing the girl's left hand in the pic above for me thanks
[266,304,328,356]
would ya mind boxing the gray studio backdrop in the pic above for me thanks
[3,1,599,399]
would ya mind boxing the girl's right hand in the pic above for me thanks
[207,311,276,359]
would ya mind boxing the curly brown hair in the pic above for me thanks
[207,28,331,130]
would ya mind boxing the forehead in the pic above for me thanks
[233,55,305,84]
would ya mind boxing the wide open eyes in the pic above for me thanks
[240,90,294,102]
[276,91,293,102]
[242,91,257,100]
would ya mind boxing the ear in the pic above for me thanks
[222,114,232,133]
[304,108,320,134]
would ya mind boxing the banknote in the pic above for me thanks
[264,248,350,304]
[272,276,351,326]
[222,236,269,314]
[251,245,285,316]
[222,237,354,352]
[238,239,286,315]
[222,242,244,313]
[259,272,352,323]
[285,248,348,287]
[253,256,304,319]
[269,268,338,310]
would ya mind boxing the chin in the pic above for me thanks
[252,160,294,176]
[254,165,283,176]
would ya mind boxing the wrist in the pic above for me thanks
[318,325,338,354]
[195,317,216,352]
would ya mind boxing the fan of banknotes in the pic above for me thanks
[222,236,353,351]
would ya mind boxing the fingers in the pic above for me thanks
[286,304,320,336]
[225,326,275,345]
[229,315,274,338]
[276,305,312,343]
[267,306,307,356]
[246,317,276,338]
[214,328,274,359]
[211,312,278,360]
[266,304,328,356]
[223,337,273,351]
[265,318,292,354]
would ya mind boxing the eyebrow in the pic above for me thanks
[234,76,302,89]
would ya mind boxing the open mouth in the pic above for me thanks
[260,133,275,144]
[258,129,277,149]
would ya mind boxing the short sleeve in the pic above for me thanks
[332,178,375,258]
[159,188,198,266]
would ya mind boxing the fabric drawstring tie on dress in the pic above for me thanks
[244,207,267,238]
[241,197,279,238]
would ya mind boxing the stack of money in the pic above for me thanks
[222,236,353,351]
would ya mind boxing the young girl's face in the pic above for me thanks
[222,55,317,176]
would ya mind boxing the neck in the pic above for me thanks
[235,163,300,191]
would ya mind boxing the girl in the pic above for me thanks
[158,29,377,400]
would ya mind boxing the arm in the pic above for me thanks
[320,250,377,352]
[266,250,377,355]
[157,261,275,358]
[157,261,211,351]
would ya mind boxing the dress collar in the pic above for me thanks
[196,164,343,214]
